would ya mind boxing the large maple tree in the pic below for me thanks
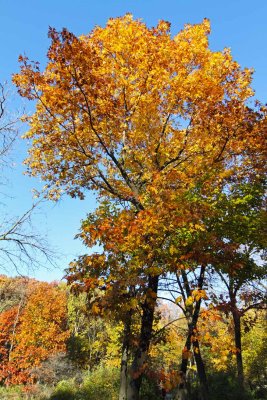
[13,14,266,400]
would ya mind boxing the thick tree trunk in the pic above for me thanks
[127,275,159,400]
[232,308,244,388]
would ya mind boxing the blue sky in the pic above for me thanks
[1,0,266,281]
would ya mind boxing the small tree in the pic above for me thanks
[206,177,266,391]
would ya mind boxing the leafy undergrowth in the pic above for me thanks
[0,367,120,400]
[0,368,266,400]
[0,367,161,400]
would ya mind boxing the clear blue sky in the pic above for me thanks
[1,0,266,281]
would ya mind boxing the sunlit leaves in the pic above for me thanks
[13,15,265,207]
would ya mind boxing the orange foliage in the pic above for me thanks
[13,14,266,209]
[0,281,69,385]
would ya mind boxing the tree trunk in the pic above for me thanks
[120,345,129,400]
[176,333,210,400]
[173,384,187,400]
[173,334,191,400]
[232,308,244,388]
[193,339,209,400]
[119,310,132,400]
[175,265,208,400]
[127,275,159,400]
[181,332,192,374]
[9,297,24,361]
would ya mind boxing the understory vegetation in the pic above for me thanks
[0,276,266,399]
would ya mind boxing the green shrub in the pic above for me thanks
[80,366,120,400]
[49,366,120,400]
[208,372,253,400]
[50,380,77,400]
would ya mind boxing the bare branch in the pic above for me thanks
[0,84,56,274]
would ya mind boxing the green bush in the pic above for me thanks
[208,372,253,400]
[50,380,77,400]
[49,366,120,400]
[49,366,163,400]
[80,366,120,400]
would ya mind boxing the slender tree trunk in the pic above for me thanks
[9,297,24,361]
[175,265,208,400]
[127,275,159,400]
[193,339,209,400]
[174,333,191,400]
[180,332,192,375]
[119,310,132,400]
[177,332,210,400]
[232,308,244,388]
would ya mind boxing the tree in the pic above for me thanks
[67,205,152,399]
[170,177,266,397]
[0,83,54,274]
[0,201,56,274]
[206,177,266,390]
[0,275,28,313]
[160,260,210,399]
[243,311,267,397]
[13,14,266,399]
[67,289,122,371]
[0,279,69,385]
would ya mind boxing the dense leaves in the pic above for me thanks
[0,277,69,385]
